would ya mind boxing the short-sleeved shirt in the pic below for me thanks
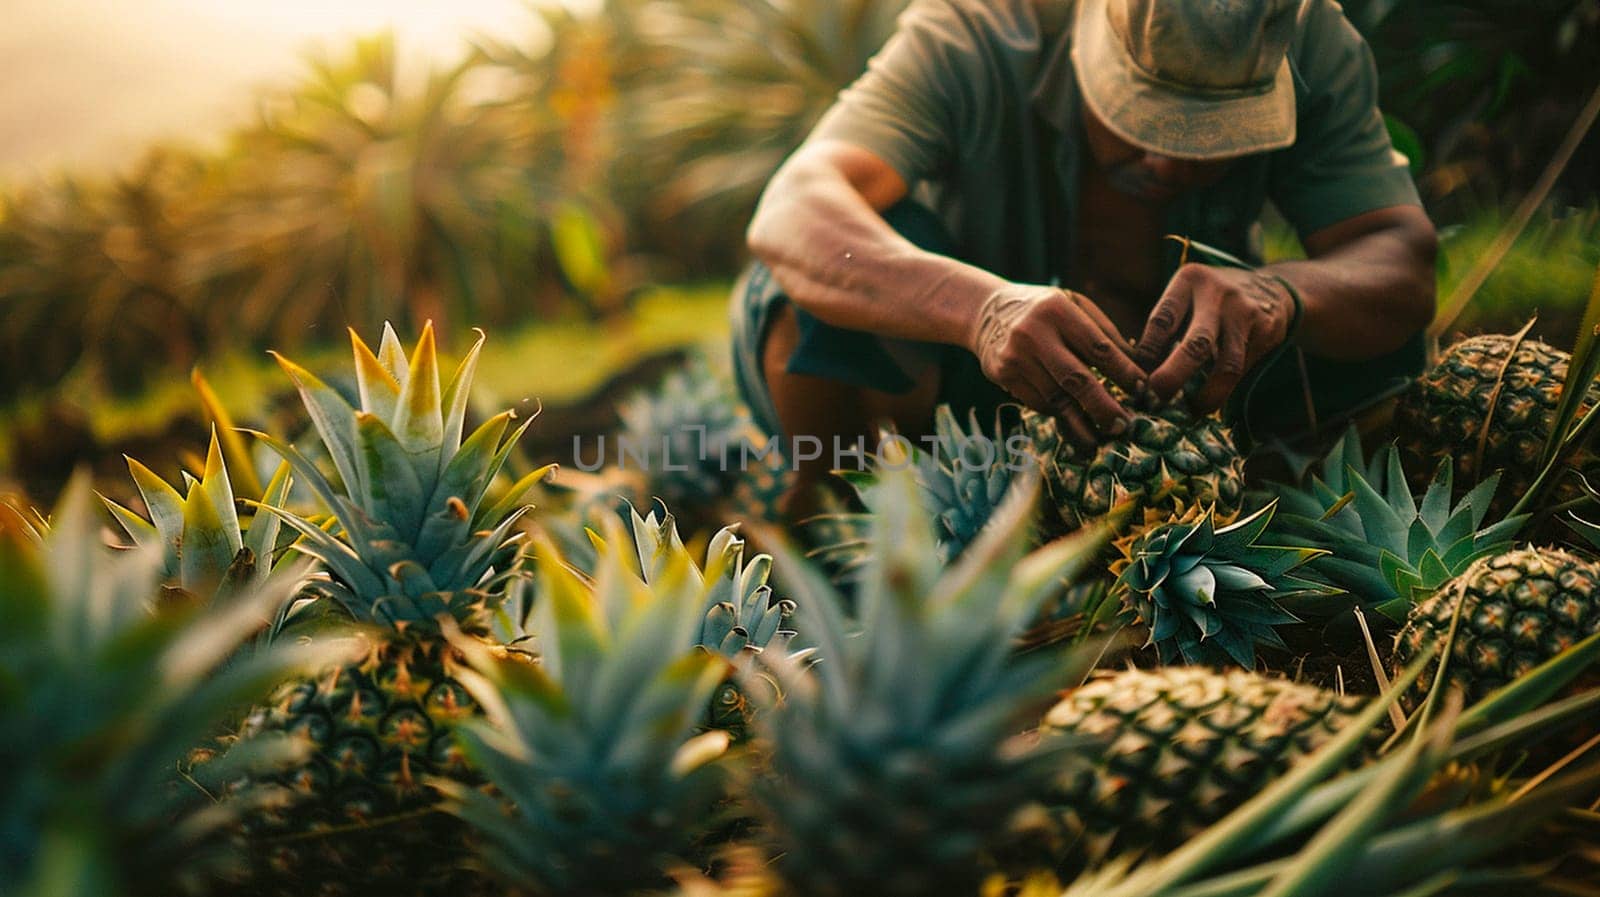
[805,0,1422,284]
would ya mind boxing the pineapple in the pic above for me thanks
[1112,502,1334,668]
[1024,403,1246,535]
[746,465,1107,897]
[1017,667,1368,874]
[1268,427,1525,623]
[222,323,551,894]
[436,519,742,896]
[1395,333,1599,510]
[1392,546,1600,712]
[808,402,1247,579]
[804,404,1026,580]
[1031,669,1600,897]
[103,428,294,608]
[528,486,802,742]
[624,508,803,742]
[0,475,333,896]
[617,356,793,529]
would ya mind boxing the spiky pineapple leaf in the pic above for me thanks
[349,328,403,429]
[270,352,365,505]
[192,367,263,500]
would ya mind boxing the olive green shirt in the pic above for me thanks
[806,0,1422,283]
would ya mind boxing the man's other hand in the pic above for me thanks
[1133,264,1296,413]
[972,284,1146,445]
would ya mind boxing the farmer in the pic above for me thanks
[732,0,1437,516]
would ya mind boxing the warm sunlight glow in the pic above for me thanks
[2,0,546,181]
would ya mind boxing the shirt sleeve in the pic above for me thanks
[804,1,988,186]
[1269,0,1422,238]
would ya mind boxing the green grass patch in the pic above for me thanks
[471,282,732,408]
[1264,203,1599,345]
[0,282,733,474]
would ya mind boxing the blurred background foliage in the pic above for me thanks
[0,0,1597,486]
[1344,0,1600,209]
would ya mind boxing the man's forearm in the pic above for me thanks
[746,163,1007,351]
[1264,212,1437,361]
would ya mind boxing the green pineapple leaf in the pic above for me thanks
[1267,432,1523,621]
[2,474,341,897]
[747,463,1108,896]
[436,523,734,896]
[105,428,293,605]
[1115,502,1329,668]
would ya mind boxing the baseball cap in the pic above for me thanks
[1071,0,1302,160]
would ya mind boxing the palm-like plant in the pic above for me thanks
[0,150,212,399]
[198,35,552,344]
[611,0,910,264]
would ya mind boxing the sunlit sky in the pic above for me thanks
[1,0,576,184]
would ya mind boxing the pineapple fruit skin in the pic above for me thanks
[1025,406,1246,533]
[234,630,489,895]
[1395,334,1597,509]
[1393,546,1600,711]
[1014,667,1366,874]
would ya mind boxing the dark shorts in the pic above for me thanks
[730,200,1009,441]
[729,200,1423,445]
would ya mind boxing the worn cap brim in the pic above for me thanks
[1072,0,1296,161]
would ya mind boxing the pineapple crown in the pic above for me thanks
[619,508,797,660]
[618,507,806,740]
[1113,501,1333,668]
[102,428,294,606]
[249,322,554,629]
[806,404,1031,580]
[616,355,759,506]
[1269,425,1525,621]
[0,475,337,896]
[437,517,735,895]
[748,465,1108,896]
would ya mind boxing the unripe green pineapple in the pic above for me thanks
[1015,667,1368,874]
[223,323,551,895]
[1023,404,1246,534]
[1392,546,1600,712]
[1395,334,1599,510]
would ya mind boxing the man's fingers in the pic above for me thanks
[1133,268,1195,369]
[1062,294,1147,396]
[1194,322,1249,412]
[1037,343,1131,434]
[998,365,1059,420]
[1055,406,1098,448]
[1148,301,1220,399]
[1072,292,1135,354]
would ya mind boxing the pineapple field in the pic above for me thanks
[6,1,1600,895]
[7,298,1600,895]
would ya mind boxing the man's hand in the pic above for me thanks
[1133,264,1297,413]
[972,284,1147,444]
